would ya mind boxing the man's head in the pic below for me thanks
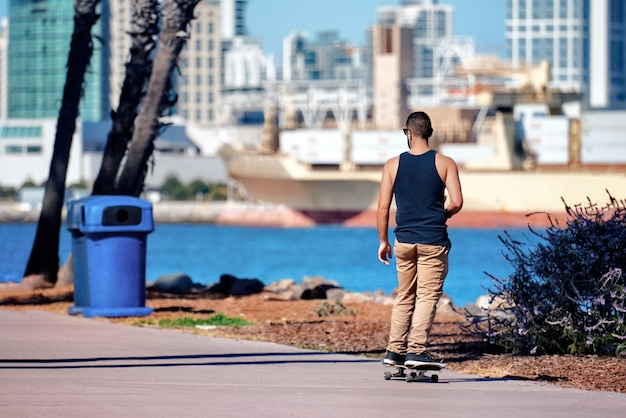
[404,111,433,143]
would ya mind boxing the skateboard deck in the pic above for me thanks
[383,362,445,383]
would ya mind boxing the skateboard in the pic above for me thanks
[383,362,444,383]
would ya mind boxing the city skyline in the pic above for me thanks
[247,0,506,57]
[1,1,507,58]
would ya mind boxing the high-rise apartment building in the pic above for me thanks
[372,25,413,129]
[281,31,370,83]
[177,0,222,126]
[373,0,471,115]
[376,0,454,80]
[220,0,248,41]
[7,0,110,121]
[506,0,626,109]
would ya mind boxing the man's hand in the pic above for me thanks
[378,242,392,265]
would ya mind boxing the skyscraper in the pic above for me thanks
[376,0,454,80]
[220,0,248,41]
[506,0,626,109]
[7,0,110,121]
[177,0,222,125]
[373,0,471,116]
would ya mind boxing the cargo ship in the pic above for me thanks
[221,108,626,225]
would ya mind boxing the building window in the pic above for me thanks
[0,126,43,137]
[5,145,23,154]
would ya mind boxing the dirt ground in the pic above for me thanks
[1,286,625,394]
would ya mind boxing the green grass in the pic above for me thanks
[157,313,253,328]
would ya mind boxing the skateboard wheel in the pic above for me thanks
[431,374,439,383]
[384,371,392,380]
[405,375,413,383]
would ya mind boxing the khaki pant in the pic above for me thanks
[387,240,449,355]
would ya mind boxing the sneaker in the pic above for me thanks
[404,352,445,368]
[382,350,406,366]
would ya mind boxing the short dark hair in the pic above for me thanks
[406,111,433,140]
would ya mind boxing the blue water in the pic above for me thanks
[0,223,532,306]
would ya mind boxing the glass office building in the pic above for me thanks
[506,0,626,108]
[8,0,110,121]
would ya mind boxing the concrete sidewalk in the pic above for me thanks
[1,310,625,417]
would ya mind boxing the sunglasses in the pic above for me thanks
[403,128,410,135]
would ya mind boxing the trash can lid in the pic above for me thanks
[66,195,154,233]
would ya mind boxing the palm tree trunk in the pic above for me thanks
[115,0,200,197]
[23,0,101,286]
[91,0,160,195]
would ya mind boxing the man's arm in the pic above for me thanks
[443,157,463,218]
[377,158,396,265]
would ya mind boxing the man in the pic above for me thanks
[377,111,463,367]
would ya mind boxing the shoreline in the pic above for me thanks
[0,200,566,229]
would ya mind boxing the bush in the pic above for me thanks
[466,190,626,357]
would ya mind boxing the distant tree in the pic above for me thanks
[115,0,201,196]
[23,0,101,288]
[20,179,38,188]
[0,186,17,200]
[91,0,160,195]
[188,179,210,198]
[160,175,188,200]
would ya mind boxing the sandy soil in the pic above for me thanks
[1,286,625,394]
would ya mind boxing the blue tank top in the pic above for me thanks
[393,150,450,246]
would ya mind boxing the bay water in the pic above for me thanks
[0,223,533,307]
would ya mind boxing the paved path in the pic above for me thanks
[2,310,625,417]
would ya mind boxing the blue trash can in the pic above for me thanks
[66,195,154,317]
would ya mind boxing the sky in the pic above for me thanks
[246,0,507,58]
[0,0,506,57]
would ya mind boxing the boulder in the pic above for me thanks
[228,277,264,296]
[206,274,265,297]
[151,273,194,294]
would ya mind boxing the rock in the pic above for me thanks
[228,277,264,296]
[325,287,346,301]
[151,273,194,294]
[302,276,340,289]
[206,274,265,297]
[436,294,455,314]
[301,285,328,300]
[475,295,491,310]
[264,278,295,293]
[341,292,372,304]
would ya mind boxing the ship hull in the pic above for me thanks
[224,151,626,225]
